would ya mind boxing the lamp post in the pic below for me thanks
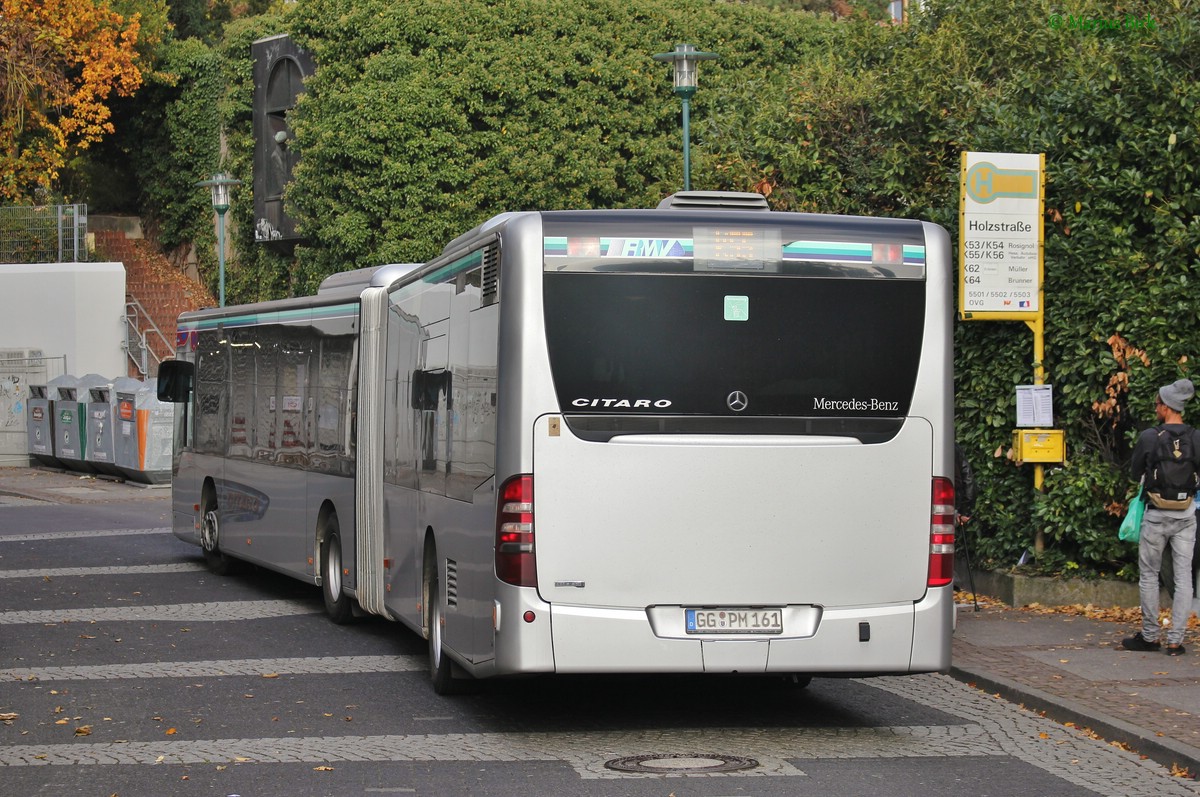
[197,173,242,307]
[653,43,718,191]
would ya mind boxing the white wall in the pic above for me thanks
[0,262,127,465]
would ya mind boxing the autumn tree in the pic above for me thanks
[0,0,144,202]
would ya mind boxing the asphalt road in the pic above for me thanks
[1,495,1196,797]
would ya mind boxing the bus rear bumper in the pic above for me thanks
[544,590,952,676]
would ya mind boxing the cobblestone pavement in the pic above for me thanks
[4,466,1200,795]
[2,654,1197,792]
[875,675,1199,796]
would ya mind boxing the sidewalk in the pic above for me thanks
[953,599,1200,777]
[2,466,1198,776]
[0,464,167,505]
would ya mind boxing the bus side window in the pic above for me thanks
[455,267,483,294]
[413,369,450,479]
[194,330,228,456]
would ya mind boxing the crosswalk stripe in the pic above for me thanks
[0,528,172,542]
[0,655,423,682]
[0,563,205,579]
[0,600,321,625]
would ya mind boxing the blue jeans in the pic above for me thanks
[1140,509,1196,646]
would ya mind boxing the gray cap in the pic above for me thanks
[1159,378,1195,412]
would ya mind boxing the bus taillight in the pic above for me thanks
[928,476,956,587]
[496,475,537,587]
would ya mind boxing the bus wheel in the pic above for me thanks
[199,494,233,576]
[425,551,470,695]
[320,519,354,625]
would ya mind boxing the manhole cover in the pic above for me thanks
[604,753,759,774]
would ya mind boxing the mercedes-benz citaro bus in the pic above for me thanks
[157,191,955,694]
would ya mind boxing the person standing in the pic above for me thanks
[1122,378,1200,655]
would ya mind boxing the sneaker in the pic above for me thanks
[1121,632,1161,651]
[1166,644,1187,656]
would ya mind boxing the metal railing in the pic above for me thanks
[123,297,173,377]
[0,352,67,382]
[0,204,89,263]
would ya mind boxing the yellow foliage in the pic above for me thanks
[0,0,144,201]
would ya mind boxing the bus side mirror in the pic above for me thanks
[157,359,194,403]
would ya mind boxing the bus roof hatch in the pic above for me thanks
[656,191,770,211]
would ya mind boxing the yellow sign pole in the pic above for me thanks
[1027,315,1046,552]
[1028,153,1047,553]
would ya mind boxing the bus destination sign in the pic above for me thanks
[959,151,1044,319]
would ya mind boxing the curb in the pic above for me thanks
[950,664,1200,777]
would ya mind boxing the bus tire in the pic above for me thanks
[199,491,233,576]
[320,520,354,625]
[425,548,471,695]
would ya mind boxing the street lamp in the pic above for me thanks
[653,43,718,191]
[196,173,242,307]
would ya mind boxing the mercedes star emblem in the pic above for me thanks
[727,390,749,412]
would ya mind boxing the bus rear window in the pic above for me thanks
[542,272,925,418]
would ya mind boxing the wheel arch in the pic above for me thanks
[201,476,218,507]
[316,499,339,546]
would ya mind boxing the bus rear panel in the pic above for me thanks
[479,209,954,678]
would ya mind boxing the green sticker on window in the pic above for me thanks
[724,295,749,322]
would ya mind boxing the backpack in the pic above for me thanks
[1145,427,1200,510]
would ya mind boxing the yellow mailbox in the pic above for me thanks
[1012,428,1065,463]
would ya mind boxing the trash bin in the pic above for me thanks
[115,380,174,484]
[26,382,62,469]
[52,373,109,473]
[86,377,140,477]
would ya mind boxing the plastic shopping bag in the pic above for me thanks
[1119,484,1145,543]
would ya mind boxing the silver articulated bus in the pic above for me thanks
[158,192,956,693]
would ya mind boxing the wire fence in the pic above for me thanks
[0,204,89,263]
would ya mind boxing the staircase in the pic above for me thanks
[93,228,216,378]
